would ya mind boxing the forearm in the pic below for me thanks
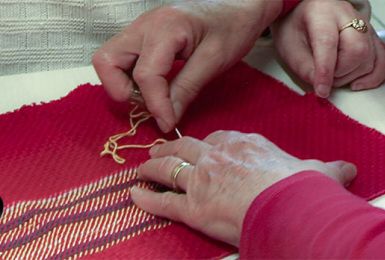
[240,171,385,258]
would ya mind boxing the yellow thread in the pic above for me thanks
[101,105,168,164]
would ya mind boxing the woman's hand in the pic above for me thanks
[272,0,385,98]
[131,130,357,246]
[92,1,283,132]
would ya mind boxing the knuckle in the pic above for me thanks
[201,40,227,64]
[92,50,108,69]
[245,133,266,141]
[170,27,190,44]
[206,130,225,137]
[132,68,149,85]
[203,130,225,143]
[226,130,243,139]
[245,133,270,147]
[210,130,242,145]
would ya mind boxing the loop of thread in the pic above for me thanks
[101,105,167,164]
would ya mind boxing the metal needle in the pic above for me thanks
[175,128,183,139]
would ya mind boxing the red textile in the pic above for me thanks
[0,61,385,257]
[240,171,385,258]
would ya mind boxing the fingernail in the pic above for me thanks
[316,84,330,98]
[149,145,160,156]
[351,83,364,91]
[155,117,171,133]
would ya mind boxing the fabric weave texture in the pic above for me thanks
[0,62,384,258]
[0,0,175,76]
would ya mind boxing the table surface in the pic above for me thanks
[1,2,385,209]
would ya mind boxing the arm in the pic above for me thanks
[240,171,385,259]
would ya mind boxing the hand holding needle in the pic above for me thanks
[131,82,183,139]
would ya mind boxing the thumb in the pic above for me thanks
[272,23,315,86]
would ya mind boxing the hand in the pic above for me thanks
[92,1,283,132]
[272,0,385,98]
[131,130,357,246]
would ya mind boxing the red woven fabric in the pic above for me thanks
[0,62,384,258]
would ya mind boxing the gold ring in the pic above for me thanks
[171,161,190,192]
[130,83,144,104]
[340,19,368,33]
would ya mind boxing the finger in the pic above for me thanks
[333,61,374,88]
[325,160,357,187]
[133,36,187,132]
[149,136,211,163]
[334,28,374,79]
[350,37,385,90]
[333,30,375,88]
[138,156,193,191]
[92,32,142,101]
[170,39,228,122]
[301,159,357,186]
[272,23,315,85]
[306,15,339,98]
[131,187,187,223]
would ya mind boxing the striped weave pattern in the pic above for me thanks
[0,168,170,259]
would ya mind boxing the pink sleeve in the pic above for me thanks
[280,0,301,17]
[239,171,385,259]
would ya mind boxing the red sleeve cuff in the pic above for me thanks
[239,171,324,258]
[239,170,385,259]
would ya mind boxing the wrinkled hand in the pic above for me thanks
[92,1,283,132]
[272,0,385,98]
[131,130,357,246]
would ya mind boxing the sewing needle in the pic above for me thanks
[175,128,183,139]
[131,82,183,140]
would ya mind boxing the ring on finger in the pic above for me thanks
[171,161,191,193]
[130,82,144,104]
[340,18,368,33]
